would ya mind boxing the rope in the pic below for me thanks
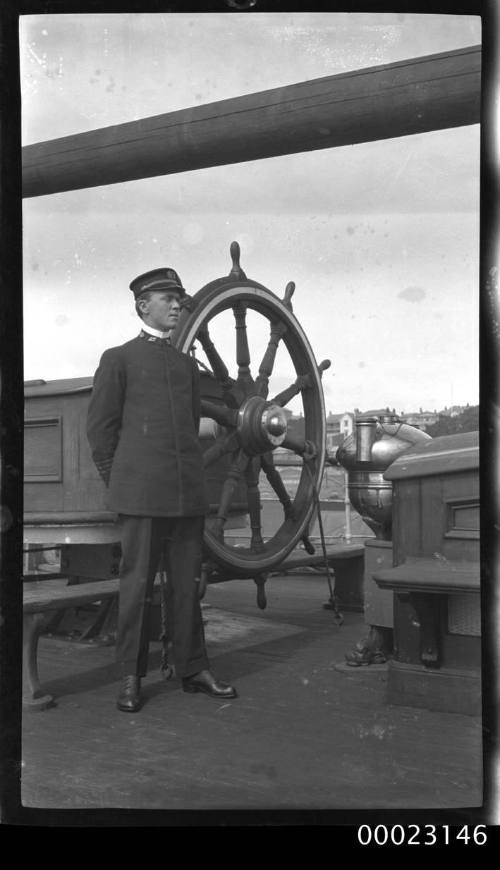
[379,421,404,439]
[304,461,344,626]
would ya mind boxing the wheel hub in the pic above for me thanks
[237,395,288,455]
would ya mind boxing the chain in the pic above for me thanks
[158,557,175,680]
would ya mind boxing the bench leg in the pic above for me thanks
[23,613,55,710]
[78,595,117,641]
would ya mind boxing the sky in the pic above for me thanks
[20,11,481,415]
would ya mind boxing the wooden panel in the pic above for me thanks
[22,46,481,198]
[24,417,62,482]
[24,398,65,511]
[443,491,480,559]
[441,538,480,563]
[445,498,480,538]
[419,476,447,555]
[441,469,480,501]
[23,483,65,513]
[387,660,481,716]
[441,471,480,561]
[391,480,423,564]
[61,396,103,513]
[62,398,81,512]
[392,469,480,564]
[363,540,393,628]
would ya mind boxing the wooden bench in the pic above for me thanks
[373,556,480,596]
[373,557,481,716]
[23,578,120,710]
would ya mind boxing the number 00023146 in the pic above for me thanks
[356,825,488,846]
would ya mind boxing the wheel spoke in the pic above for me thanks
[232,302,254,392]
[202,432,239,468]
[245,457,265,552]
[254,282,295,398]
[260,452,295,520]
[271,374,311,407]
[212,449,250,542]
[255,323,286,399]
[281,434,317,462]
[271,361,330,408]
[196,323,235,393]
[200,400,238,429]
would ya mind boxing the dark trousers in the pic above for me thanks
[116,515,209,679]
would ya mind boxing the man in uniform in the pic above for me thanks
[87,267,237,712]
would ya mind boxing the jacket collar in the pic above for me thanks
[140,323,172,340]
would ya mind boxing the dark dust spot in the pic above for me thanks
[398,286,426,303]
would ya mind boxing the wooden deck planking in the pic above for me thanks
[21,574,483,811]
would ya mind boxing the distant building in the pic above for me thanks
[362,407,398,419]
[326,411,354,452]
[440,404,469,418]
[326,412,342,434]
[402,410,440,431]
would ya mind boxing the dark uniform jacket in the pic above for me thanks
[87,332,208,517]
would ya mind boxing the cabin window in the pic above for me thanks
[24,416,63,482]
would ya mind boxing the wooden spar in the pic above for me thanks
[22,45,481,199]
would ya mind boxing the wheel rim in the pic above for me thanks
[173,247,328,575]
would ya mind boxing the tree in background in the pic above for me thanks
[425,405,479,437]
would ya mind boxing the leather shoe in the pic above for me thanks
[117,675,142,712]
[182,669,237,699]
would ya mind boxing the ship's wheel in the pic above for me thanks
[172,242,330,606]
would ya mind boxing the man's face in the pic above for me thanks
[140,290,182,332]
